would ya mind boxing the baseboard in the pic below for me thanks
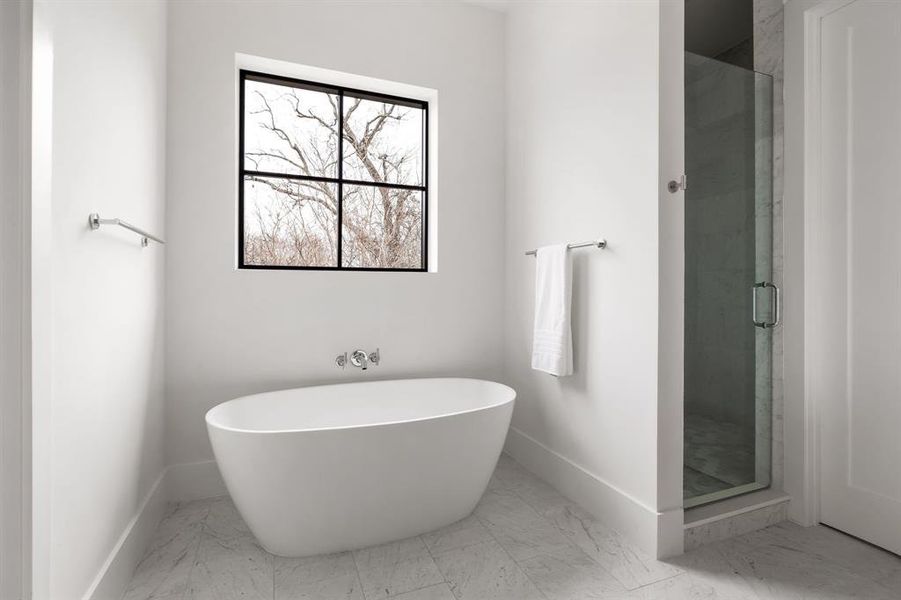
[504,426,675,558]
[656,505,685,557]
[164,459,227,502]
[83,460,227,600]
[82,471,168,600]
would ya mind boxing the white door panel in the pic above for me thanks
[818,0,901,555]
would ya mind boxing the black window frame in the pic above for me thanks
[238,69,429,272]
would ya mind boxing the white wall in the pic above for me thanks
[502,0,674,555]
[165,1,506,466]
[33,1,168,598]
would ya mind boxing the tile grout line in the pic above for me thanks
[470,509,552,600]
[348,544,369,600]
[178,500,213,600]
[389,582,453,600]
[628,571,686,592]
[501,484,602,563]
[384,580,451,600]
[496,470,651,594]
[270,512,275,600]
[349,539,449,600]
[418,534,457,600]
[179,530,204,600]
[502,456,640,539]
[506,464,682,590]
[351,559,366,600]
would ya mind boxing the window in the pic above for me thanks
[239,70,429,271]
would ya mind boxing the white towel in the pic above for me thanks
[531,244,573,377]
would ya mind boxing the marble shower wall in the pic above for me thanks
[754,0,784,492]
[684,54,759,438]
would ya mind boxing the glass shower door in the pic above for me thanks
[683,52,774,508]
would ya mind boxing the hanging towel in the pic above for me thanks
[531,244,573,377]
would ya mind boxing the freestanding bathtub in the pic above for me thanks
[206,378,515,557]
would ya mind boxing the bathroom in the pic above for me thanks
[2,0,900,599]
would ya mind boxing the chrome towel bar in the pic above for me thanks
[525,239,607,256]
[89,213,165,247]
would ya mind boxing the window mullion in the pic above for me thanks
[337,91,344,269]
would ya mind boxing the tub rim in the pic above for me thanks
[205,377,516,435]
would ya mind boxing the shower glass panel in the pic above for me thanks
[683,52,774,508]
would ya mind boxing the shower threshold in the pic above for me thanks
[684,480,770,509]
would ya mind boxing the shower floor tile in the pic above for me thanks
[684,413,757,492]
[683,465,732,498]
[123,454,901,600]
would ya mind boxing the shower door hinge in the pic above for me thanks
[667,175,687,194]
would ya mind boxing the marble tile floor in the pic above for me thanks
[123,454,901,600]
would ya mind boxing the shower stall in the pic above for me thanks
[683,52,775,508]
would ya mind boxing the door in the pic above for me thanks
[683,53,775,508]
[818,0,901,555]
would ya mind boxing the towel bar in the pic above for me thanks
[89,213,165,247]
[525,239,606,256]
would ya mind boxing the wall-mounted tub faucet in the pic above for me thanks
[336,349,380,370]
[350,348,380,370]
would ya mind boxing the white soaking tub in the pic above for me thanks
[206,378,515,557]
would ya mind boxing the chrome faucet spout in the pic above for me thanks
[350,349,369,370]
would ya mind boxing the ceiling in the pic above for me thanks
[464,0,755,59]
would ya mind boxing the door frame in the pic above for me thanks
[783,0,858,528]
[0,1,33,598]
[657,0,685,558]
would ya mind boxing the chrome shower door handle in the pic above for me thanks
[752,281,780,328]
[770,282,780,328]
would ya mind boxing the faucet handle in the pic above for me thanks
[335,352,347,369]
[368,348,380,366]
